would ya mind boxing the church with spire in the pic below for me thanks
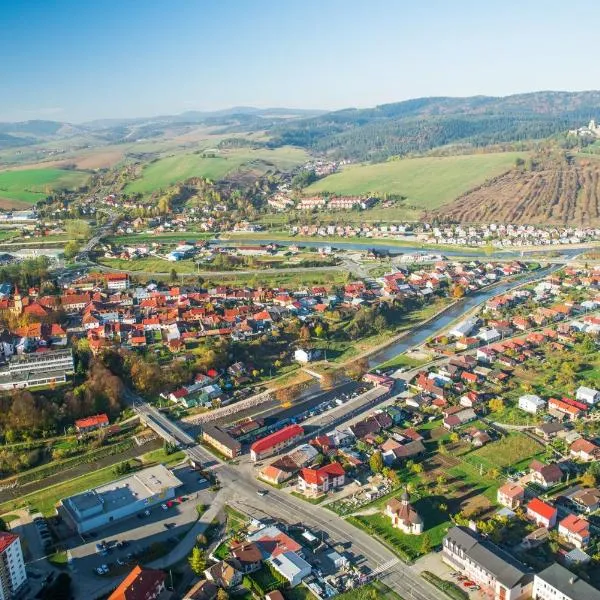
[385,489,424,535]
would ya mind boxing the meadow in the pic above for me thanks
[306,152,526,209]
[125,146,308,194]
[0,168,90,204]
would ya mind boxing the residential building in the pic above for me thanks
[570,438,600,462]
[201,424,241,458]
[265,592,286,600]
[75,413,109,433]
[518,394,546,414]
[385,490,423,535]
[250,425,304,461]
[558,514,591,549]
[0,533,27,600]
[60,465,182,534]
[529,461,563,489]
[294,348,321,363]
[204,560,242,589]
[443,526,533,600]
[268,551,311,587]
[230,542,262,574]
[183,580,218,600]
[497,483,525,509]
[575,385,600,406]
[108,565,166,600]
[297,462,345,497]
[570,487,600,514]
[533,562,600,600]
[526,498,558,528]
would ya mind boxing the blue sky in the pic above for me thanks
[2,0,599,122]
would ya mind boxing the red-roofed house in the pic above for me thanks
[108,565,166,600]
[75,413,109,433]
[297,462,345,497]
[250,425,304,462]
[497,483,525,509]
[526,498,557,528]
[570,438,600,462]
[529,460,563,489]
[558,514,590,549]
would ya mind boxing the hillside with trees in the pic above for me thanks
[432,151,600,226]
[269,91,600,161]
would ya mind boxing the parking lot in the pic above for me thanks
[65,463,217,580]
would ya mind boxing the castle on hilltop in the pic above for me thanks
[568,119,600,138]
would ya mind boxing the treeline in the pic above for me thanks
[267,91,600,161]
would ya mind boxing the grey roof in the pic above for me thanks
[536,563,600,600]
[446,527,532,589]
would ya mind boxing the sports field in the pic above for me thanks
[125,146,308,194]
[306,152,525,209]
[0,168,90,204]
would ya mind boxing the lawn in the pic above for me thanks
[332,581,404,600]
[125,146,307,195]
[462,432,544,473]
[306,152,525,209]
[349,496,451,562]
[0,168,90,203]
[107,232,214,245]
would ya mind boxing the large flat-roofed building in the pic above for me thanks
[0,533,27,600]
[443,526,533,600]
[60,465,182,533]
[0,349,74,390]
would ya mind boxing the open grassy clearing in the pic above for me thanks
[259,204,423,224]
[107,232,214,245]
[306,152,525,209]
[0,168,89,203]
[125,146,308,194]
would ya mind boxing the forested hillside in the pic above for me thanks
[269,91,600,161]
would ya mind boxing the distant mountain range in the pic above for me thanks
[4,92,600,158]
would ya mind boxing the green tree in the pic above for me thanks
[170,268,178,282]
[188,546,206,575]
[369,451,384,474]
[419,533,432,555]
[63,240,80,261]
[65,219,91,240]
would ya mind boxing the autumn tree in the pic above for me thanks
[216,589,229,600]
[581,471,597,487]
[452,284,465,299]
[188,546,206,575]
[369,451,384,474]
[419,533,432,554]
[488,398,505,414]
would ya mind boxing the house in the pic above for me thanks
[204,560,243,589]
[230,542,262,573]
[297,462,345,498]
[526,498,557,528]
[248,525,303,560]
[575,385,600,405]
[443,406,476,430]
[570,487,600,514]
[268,551,311,587]
[533,562,600,600]
[548,397,583,421]
[250,425,304,462]
[518,394,546,414]
[570,438,600,462]
[75,413,109,433]
[497,483,525,509]
[385,490,423,534]
[558,514,591,549]
[265,593,286,600]
[534,422,565,441]
[442,526,533,600]
[108,565,166,600]
[294,348,321,363]
[529,460,563,489]
[183,579,218,600]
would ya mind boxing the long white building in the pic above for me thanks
[533,563,600,600]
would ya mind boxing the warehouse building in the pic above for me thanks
[60,465,182,534]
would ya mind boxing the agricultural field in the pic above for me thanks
[125,146,308,195]
[462,433,544,473]
[435,152,600,225]
[0,168,89,206]
[306,152,525,209]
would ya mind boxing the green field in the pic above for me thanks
[0,168,90,203]
[125,146,308,194]
[306,152,525,208]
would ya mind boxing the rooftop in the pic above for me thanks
[536,563,600,600]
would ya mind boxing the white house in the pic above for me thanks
[575,386,600,406]
[518,394,546,414]
[477,328,501,344]
[533,563,600,600]
[449,318,478,339]
[294,348,321,363]
[268,552,311,587]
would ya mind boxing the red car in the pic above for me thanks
[463,581,475,588]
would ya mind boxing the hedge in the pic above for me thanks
[421,571,469,600]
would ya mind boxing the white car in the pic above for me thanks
[161,503,168,511]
